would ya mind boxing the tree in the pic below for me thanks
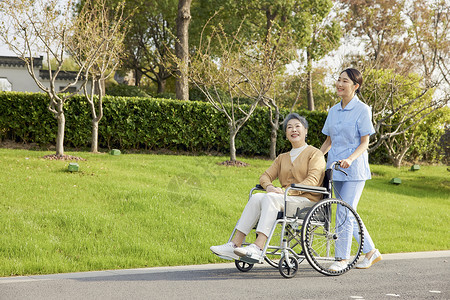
[211,0,340,158]
[0,0,85,156]
[363,69,444,167]
[341,0,449,166]
[408,106,449,164]
[99,0,178,93]
[278,67,335,112]
[340,0,412,72]
[189,20,292,162]
[407,0,450,91]
[175,0,192,100]
[70,0,127,153]
[304,1,342,111]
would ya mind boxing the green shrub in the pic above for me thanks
[106,84,149,97]
[0,91,330,157]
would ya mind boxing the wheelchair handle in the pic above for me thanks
[330,161,348,176]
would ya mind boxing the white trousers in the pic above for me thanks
[235,192,313,237]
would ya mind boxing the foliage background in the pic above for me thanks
[0,92,327,157]
[0,92,446,164]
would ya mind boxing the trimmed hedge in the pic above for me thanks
[0,92,327,156]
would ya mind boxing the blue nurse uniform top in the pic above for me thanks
[322,96,375,181]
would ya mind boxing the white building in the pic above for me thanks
[0,56,89,94]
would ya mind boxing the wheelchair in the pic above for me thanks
[228,162,364,278]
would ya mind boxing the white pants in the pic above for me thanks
[235,192,313,237]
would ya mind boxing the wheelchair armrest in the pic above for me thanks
[254,184,265,190]
[290,183,328,194]
[249,184,265,198]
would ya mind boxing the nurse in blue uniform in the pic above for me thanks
[320,68,382,271]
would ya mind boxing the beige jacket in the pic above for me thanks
[259,145,326,202]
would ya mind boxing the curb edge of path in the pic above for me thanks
[1,250,449,283]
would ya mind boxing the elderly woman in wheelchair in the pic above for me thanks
[211,113,327,275]
[211,113,367,278]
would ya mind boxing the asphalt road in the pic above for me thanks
[0,251,449,300]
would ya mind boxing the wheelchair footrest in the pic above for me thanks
[239,256,263,264]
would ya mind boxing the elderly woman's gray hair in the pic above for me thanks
[282,113,308,132]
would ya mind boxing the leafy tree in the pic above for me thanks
[408,106,449,164]
[190,0,342,157]
[303,1,342,111]
[340,0,412,72]
[0,0,86,156]
[363,69,441,167]
[100,0,178,93]
[70,0,127,153]
[341,0,449,166]
[280,67,336,111]
[189,19,293,161]
[407,0,450,91]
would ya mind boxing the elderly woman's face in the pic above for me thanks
[286,119,307,145]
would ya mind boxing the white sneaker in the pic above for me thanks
[356,249,382,269]
[329,260,348,272]
[234,244,263,262]
[210,242,239,260]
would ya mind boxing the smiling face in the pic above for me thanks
[336,71,359,101]
[286,118,307,148]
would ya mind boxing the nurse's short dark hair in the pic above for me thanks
[282,113,308,132]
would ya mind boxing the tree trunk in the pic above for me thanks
[55,104,65,156]
[91,119,99,153]
[175,0,192,100]
[134,68,142,86]
[229,128,237,162]
[269,107,280,160]
[90,78,104,153]
[270,125,278,160]
[306,51,315,111]
[157,79,166,94]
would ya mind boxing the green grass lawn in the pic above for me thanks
[0,148,449,276]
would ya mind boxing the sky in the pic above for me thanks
[0,44,17,56]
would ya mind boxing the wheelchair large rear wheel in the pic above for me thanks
[301,198,364,276]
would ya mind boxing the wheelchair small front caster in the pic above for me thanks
[278,256,299,278]
[235,260,254,272]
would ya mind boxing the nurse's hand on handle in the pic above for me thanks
[339,158,353,169]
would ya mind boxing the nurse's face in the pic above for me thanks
[336,71,359,99]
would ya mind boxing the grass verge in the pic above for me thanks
[0,148,448,276]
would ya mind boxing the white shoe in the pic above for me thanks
[210,242,239,260]
[234,244,263,261]
[329,260,348,272]
[356,249,382,269]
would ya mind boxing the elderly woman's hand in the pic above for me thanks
[266,185,284,194]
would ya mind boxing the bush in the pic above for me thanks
[0,92,331,157]
[106,84,149,97]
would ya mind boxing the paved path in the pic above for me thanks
[1,251,449,300]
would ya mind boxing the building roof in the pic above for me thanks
[0,55,82,81]
[39,69,82,81]
[0,56,43,68]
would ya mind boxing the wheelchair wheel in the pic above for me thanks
[301,198,364,276]
[278,256,299,278]
[234,260,254,272]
